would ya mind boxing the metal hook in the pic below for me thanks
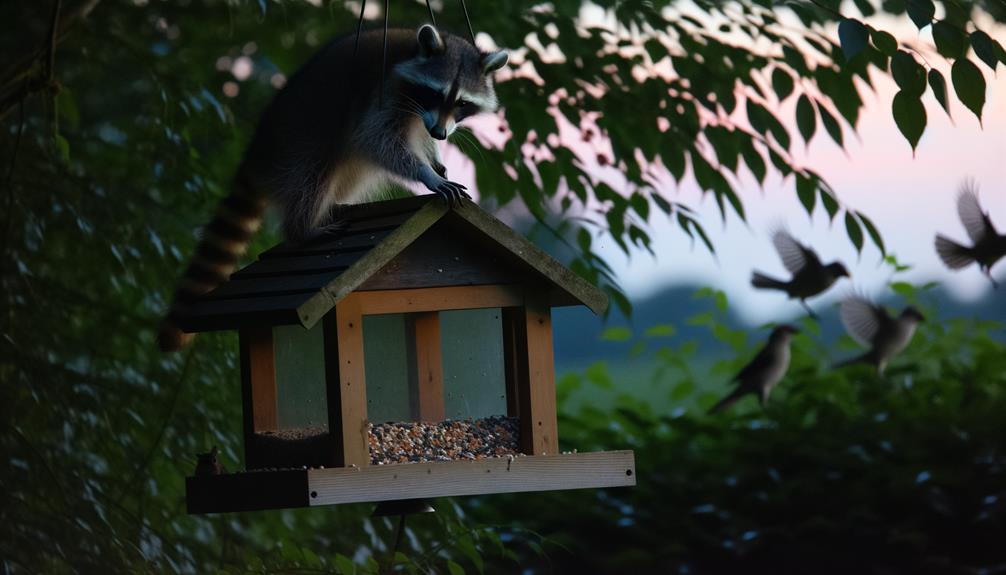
[353,0,367,57]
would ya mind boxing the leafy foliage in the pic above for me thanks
[472,287,1006,573]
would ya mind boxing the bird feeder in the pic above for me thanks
[178,196,635,514]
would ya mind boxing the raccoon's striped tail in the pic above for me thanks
[934,235,974,270]
[158,174,267,352]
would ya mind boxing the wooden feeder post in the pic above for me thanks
[239,326,277,470]
[502,289,559,456]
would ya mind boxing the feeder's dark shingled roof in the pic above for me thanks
[176,196,608,333]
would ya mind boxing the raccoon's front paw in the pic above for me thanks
[432,179,470,207]
[420,166,470,208]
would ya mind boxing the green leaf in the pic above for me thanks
[932,21,966,59]
[951,58,986,122]
[890,281,915,298]
[714,290,728,313]
[629,192,650,221]
[53,134,71,163]
[891,90,926,152]
[906,0,935,29]
[838,19,870,61]
[820,189,840,222]
[601,327,633,342]
[845,211,864,253]
[671,380,695,401]
[927,69,951,118]
[796,94,817,144]
[796,174,817,215]
[447,560,466,575]
[970,31,999,71]
[891,50,926,96]
[771,68,794,102]
[585,361,613,390]
[746,99,768,134]
[644,324,677,338]
[740,141,767,185]
[56,88,80,129]
[857,212,886,256]
[652,193,673,215]
[334,554,356,575]
[644,39,666,63]
[819,104,844,147]
[871,29,898,56]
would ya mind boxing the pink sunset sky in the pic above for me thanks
[443,10,1006,324]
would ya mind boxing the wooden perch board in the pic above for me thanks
[185,450,636,514]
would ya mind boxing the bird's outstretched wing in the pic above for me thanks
[772,229,821,274]
[840,296,886,347]
[957,181,996,244]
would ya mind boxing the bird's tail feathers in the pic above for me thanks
[708,388,746,414]
[158,173,267,352]
[934,235,974,270]
[751,271,787,291]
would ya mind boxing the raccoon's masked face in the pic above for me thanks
[396,25,508,141]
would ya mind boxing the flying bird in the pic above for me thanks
[934,181,1006,288]
[834,296,925,374]
[708,324,800,414]
[751,229,850,317]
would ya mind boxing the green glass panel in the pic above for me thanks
[273,324,327,429]
[363,314,412,423]
[441,308,506,419]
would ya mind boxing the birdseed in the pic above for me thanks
[368,415,521,465]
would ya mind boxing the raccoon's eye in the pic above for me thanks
[456,99,471,109]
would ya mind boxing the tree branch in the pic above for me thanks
[0,0,98,123]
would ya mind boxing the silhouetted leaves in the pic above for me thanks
[928,69,951,118]
[951,58,987,122]
[796,94,817,144]
[871,29,898,56]
[892,90,927,152]
[845,211,864,253]
[907,0,936,29]
[838,19,870,60]
[891,50,926,96]
[933,21,967,59]
[772,67,795,102]
[970,30,1000,71]
[819,104,845,147]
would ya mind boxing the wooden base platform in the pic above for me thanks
[186,450,636,514]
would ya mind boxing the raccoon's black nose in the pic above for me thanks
[431,126,447,140]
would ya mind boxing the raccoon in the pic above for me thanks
[158,25,508,351]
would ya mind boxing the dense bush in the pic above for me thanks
[470,289,1006,574]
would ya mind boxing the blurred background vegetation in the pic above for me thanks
[1,0,1004,573]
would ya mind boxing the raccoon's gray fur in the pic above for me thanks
[158,25,508,351]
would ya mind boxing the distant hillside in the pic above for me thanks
[553,283,1006,369]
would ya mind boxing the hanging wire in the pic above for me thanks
[380,0,389,108]
[458,0,476,45]
[353,0,367,57]
[425,0,437,26]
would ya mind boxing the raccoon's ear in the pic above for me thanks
[481,50,508,74]
[417,25,444,58]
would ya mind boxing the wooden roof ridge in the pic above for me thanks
[176,196,608,332]
[449,202,609,315]
[293,197,608,329]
